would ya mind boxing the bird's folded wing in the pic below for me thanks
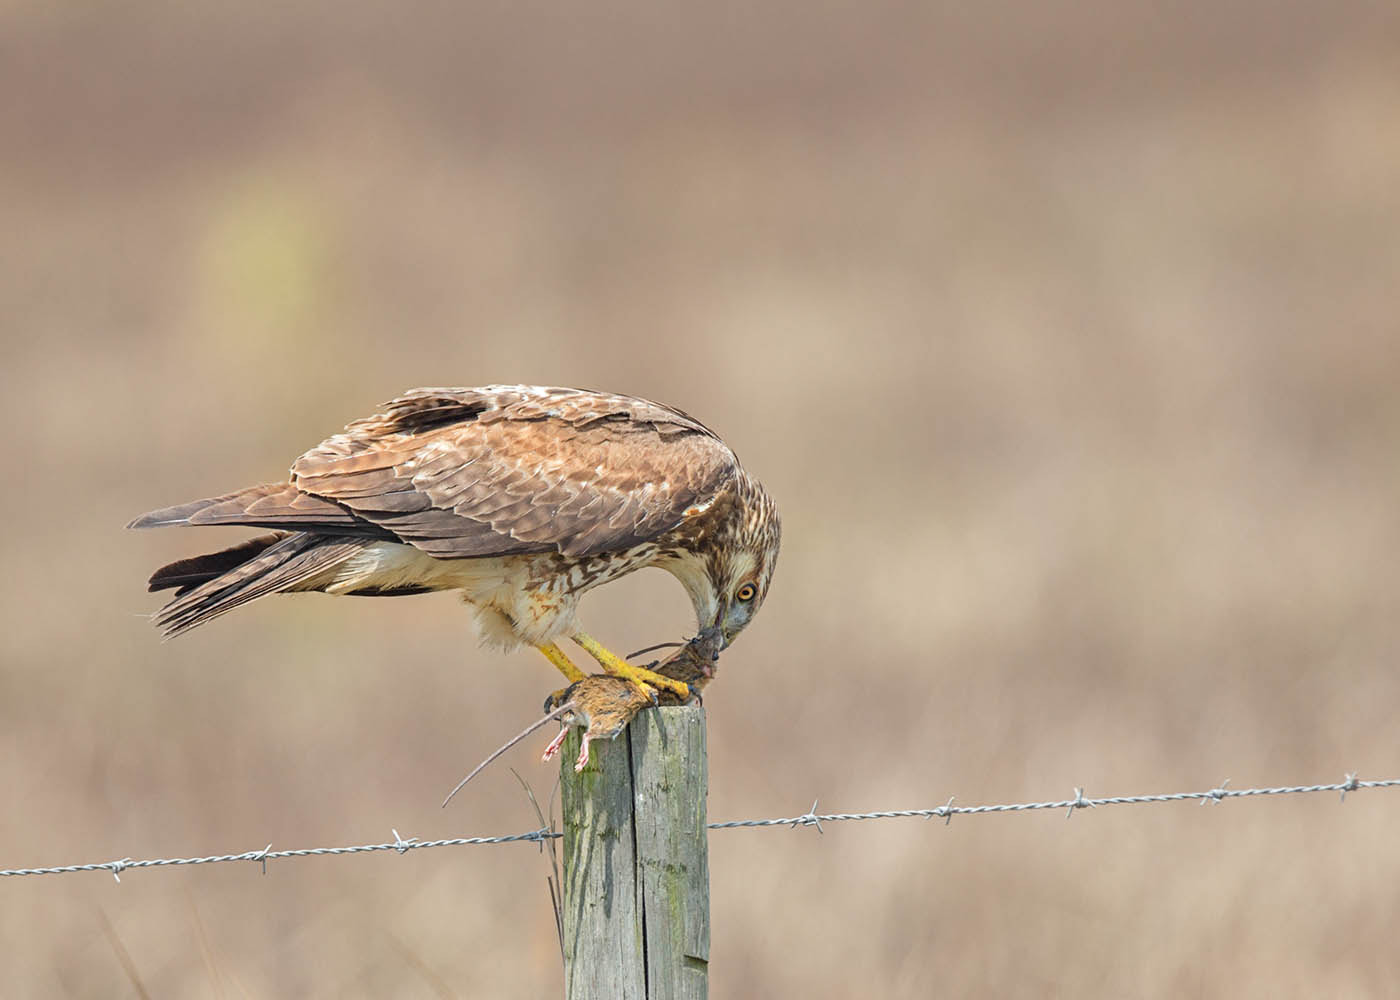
[291,387,737,559]
[131,387,738,561]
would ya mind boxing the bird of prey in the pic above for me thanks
[130,385,781,701]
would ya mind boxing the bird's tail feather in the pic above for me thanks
[147,532,292,596]
[151,533,372,638]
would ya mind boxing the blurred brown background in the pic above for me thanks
[4,1,1400,996]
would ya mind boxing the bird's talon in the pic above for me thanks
[624,667,691,700]
[573,632,692,701]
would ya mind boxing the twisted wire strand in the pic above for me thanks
[708,776,1398,828]
[3,775,1394,880]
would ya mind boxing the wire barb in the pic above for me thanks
[933,795,956,825]
[1201,778,1231,806]
[790,799,824,834]
[391,830,417,855]
[1066,787,1095,820]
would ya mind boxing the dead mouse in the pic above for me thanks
[441,628,723,807]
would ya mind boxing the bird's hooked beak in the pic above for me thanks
[709,594,734,652]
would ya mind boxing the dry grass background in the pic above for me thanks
[3,1,1400,995]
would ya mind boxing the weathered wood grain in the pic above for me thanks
[561,705,709,1000]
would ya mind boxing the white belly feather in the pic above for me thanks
[317,541,583,650]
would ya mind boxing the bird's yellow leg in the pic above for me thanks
[572,632,691,700]
[536,642,587,683]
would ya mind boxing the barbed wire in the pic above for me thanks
[3,773,1395,882]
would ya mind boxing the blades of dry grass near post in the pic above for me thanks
[512,768,566,966]
[97,907,151,1000]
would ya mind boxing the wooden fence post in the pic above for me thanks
[560,704,709,1000]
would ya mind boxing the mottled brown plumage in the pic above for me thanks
[131,386,780,701]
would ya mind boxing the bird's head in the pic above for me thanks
[675,471,781,651]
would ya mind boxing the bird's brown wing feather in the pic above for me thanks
[132,386,737,560]
[128,483,390,536]
[291,386,737,558]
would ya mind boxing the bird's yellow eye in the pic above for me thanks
[735,583,757,602]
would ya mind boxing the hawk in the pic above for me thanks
[130,385,781,700]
